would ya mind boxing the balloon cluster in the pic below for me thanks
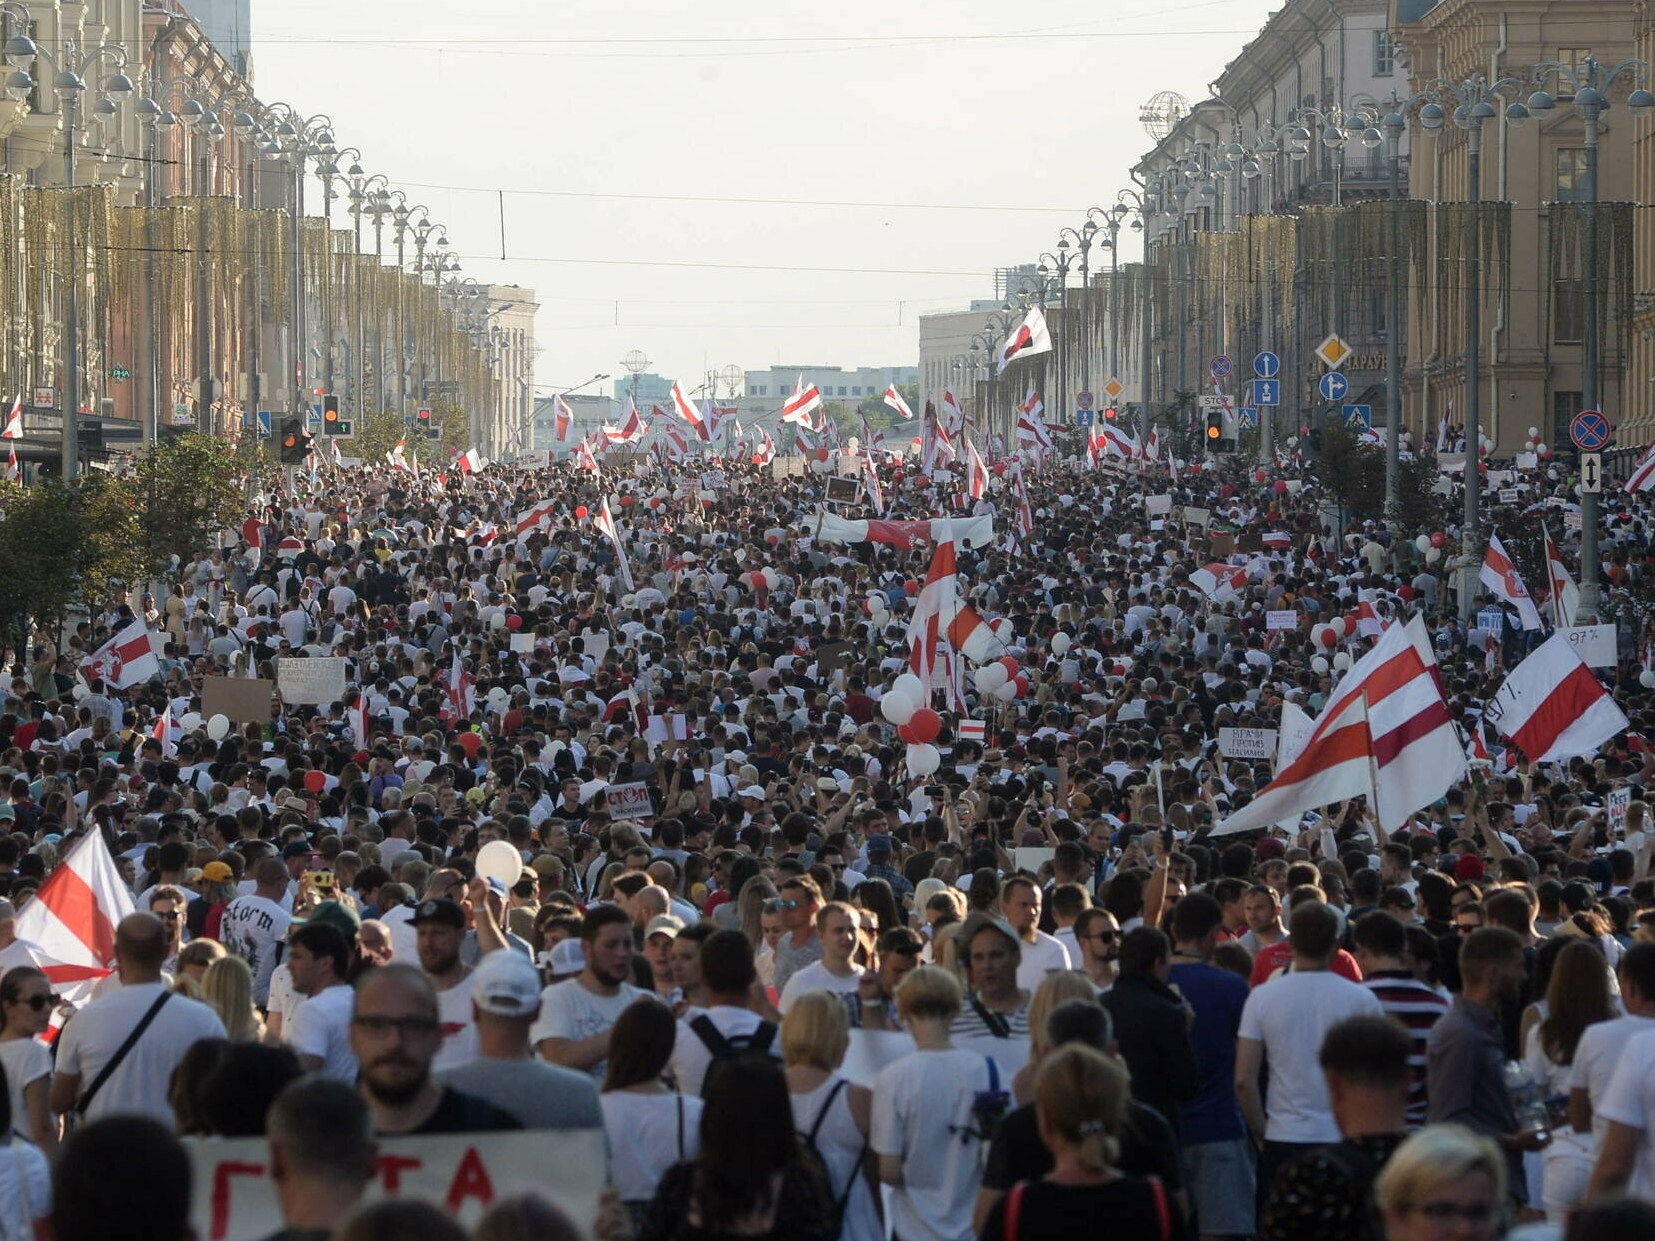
[1523,427,1552,459]
[745,569,781,591]
[1412,530,1447,564]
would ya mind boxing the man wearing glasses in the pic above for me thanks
[768,876,823,992]
[1072,907,1121,993]
[349,963,520,1135]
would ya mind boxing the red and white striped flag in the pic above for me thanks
[0,394,20,440]
[1541,525,1579,628]
[1489,631,1628,762]
[1355,590,1386,639]
[593,496,635,592]
[781,376,823,428]
[995,305,1053,374]
[883,386,915,420]
[444,649,476,723]
[1015,405,1052,450]
[1096,424,1141,460]
[1480,531,1543,631]
[1190,564,1248,603]
[1625,439,1655,493]
[572,438,600,473]
[553,396,575,442]
[1012,463,1034,536]
[15,830,135,1009]
[940,389,967,436]
[514,499,557,541]
[1144,427,1161,462]
[609,399,645,444]
[752,427,776,467]
[350,696,370,751]
[81,620,160,690]
[3,443,17,483]
[670,382,707,438]
[151,710,177,758]
[965,437,988,500]
[1212,693,1376,836]
[456,448,483,474]
[863,455,885,515]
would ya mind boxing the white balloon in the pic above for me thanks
[879,691,917,726]
[1332,652,1353,672]
[1310,624,1330,648]
[205,714,231,741]
[974,663,1009,694]
[892,673,925,702]
[1642,670,1655,689]
[1527,426,1540,439]
[1050,633,1072,657]
[1415,535,1432,553]
[994,680,1018,702]
[906,743,941,778]
[490,612,507,630]
[476,840,523,890]
[1312,656,1330,674]
[180,712,202,731]
[71,684,89,701]
[761,568,779,590]
[1425,547,1441,563]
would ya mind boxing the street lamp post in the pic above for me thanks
[264,104,333,421]
[1374,94,1433,514]
[1036,248,1072,418]
[4,34,134,477]
[1512,58,1655,619]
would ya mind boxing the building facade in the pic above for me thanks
[483,285,540,455]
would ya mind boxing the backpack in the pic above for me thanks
[689,1014,777,1060]
[798,1077,866,1239]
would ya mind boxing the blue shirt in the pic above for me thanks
[1169,960,1250,1144]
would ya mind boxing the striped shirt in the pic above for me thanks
[1363,970,1451,1127]
[950,994,1031,1040]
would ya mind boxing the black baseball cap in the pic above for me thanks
[409,898,466,929]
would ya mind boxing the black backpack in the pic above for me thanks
[798,1077,866,1239]
[688,1015,777,1060]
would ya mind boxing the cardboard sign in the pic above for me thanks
[579,628,610,662]
[509,632,536,654]
[1497,488,1521,504]
[186,1130,606,1241]
[645,714,689,744]
[1144,495,1173,517]
[840,1028,1029,1090]
[606,781,655,822]
[1609,787,1632,837]
[1012,847,1056,876]
[201,677,276,725]
[824,475,861,503]
[1477,609,1505,634]
[1219,727,1279,760]
[276,657,348,706]
[1561,623,1618,669]
[1180,506,1212,529]
[1265,610,1298,631]
[815,640,854,673]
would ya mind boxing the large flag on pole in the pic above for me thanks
[593,496,635,593]
[1625,438,1655,493]
[1488,631,1628,762]
[965,437,988,500]
[444,649,476,723]
[0,394,20,440]
[863,456,885,515]
[81,621,160,690]
[1480,531,1544,630]
[995,305,1053,374]
[15,830,135,1008]
[781,376,823,428]
[1211,694,1376,836]
[882,386,916,420]
[1541,525,1579,629]
[553,396,575,442]
[670,382,708,439]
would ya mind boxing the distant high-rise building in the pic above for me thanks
[614,373,675,409]
[181,0,253,74]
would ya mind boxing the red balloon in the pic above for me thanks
[1254,470,1267,483]
[898,721,922,744]
[1012,674,1030,697]
[906,708,942,745]
[1219,485,1235,499]
[998,656,1019,678]
[904,579,919,596]
[1273,480,1288,494]
[505,614,523,631]
[766,533,780,546]
[1112,661,1129,676]
[619,494,636,508]
[1430,531,1446,548]
[1318,627,1338,648]
[303,770,326,794]
[575,505,589,520]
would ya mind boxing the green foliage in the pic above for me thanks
[1314,423,1449,531]
[0,473,144,641]
[348,405,472,467]
[133,433,246,578]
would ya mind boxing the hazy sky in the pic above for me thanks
[248,0,1282,392]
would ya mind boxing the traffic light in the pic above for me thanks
[1206,408,1224,443]
[278,417,312,464]
[417,407,438,439]
[1104,405,1118,420]
[322,395,346,436]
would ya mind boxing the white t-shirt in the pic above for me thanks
[0,1142,49,1239]
[218,895,292,1004]
[1571,1012,1655,1151]
[266,964,303,1033]
[1597,1027,1655,1199]
[1013,930,1073,992]
[778,961,865,1015]
[871,1048,996,1241]
[601,1091,703,1202]
[670,1005,781,1098]
[433,975,478,1071]
[530,978,652,1080]
[1237,970,1384,1142]
[0,1038,51,1141]
[381,903,418,963]
[286,983,358,1083]
[55,982,227,1125]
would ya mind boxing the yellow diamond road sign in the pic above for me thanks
[1103,377,1124,400]
[1315,333,1351,369]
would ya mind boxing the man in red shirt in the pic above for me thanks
[1250,884,1364,986]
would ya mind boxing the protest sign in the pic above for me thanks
[1265,610,1297,631]
[1012,847,1055,876]
[1144,495,1173,517]
[1609,787,1632,837]
[606,781,655,822]
[186,1131,606,1241]
[1219,727,1279,760]
[509,632,535,654]
[1561,624,1618,669]
[645,714,689,744]
[202,677,275,725]
[276,657,348,706]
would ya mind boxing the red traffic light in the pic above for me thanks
[1104,406,1117,420]
[417,408,432,423]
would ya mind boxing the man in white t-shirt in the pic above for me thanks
[51,913,226,1126]
[1235,901,1383,1208]
[219,857,294,1006]
[532,905,652,1080]
[672,929,780,1097]
[285,919,359,1083]
[779,902,865,1015]
[411,899,476,1071]
[1000,876,1071,991]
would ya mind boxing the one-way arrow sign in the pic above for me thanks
[1581,452,1602,493]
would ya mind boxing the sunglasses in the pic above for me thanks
[763,898,799,913]
[13,995,49,1012]
[1086,931,1118,944]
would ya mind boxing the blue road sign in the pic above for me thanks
[1074,409,1095,427]
[1570,409,1611,451]
[1238,406,1259,428]
[256,410,272,439]
[1317,371,1349,401]
[1342,404,1372,430]
[1251,378,1280,406]
[1253,350,1280,379]
[308,404,323,425]
[1210,354,1233,380]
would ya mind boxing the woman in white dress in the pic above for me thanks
[0,968,56,1158]
[782,991,880,1241]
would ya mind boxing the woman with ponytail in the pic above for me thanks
[976,1043,1187,1241]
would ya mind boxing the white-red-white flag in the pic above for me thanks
[1542,525,1579,628]
[444,649,476,723]
[1016,407,1052,451]
[965,437,988,500]
[1489,631,1628,762]
[863,456,885,516]
[15,830,135,1008]
[1625,439,1655,494]
[670,382,707,439]
[995,305,1053,374]
[1190,564,1247,603]
[386,439,412,473]
[81,620,160,690]
[1096,424,1140,460]
[514,499,557,541]
[611,399,645,444]
[456,449,483,474]
[151,710,177,758]
[883,386,915,420]
[940,389,967,436]
[1143,427,1161,462]
[1480,531,1544,631]
[3,443,17,483]
[572,438,600,473]
[1212,693,1376,836]
[593,496,635,593]
[553,395,575,442]
[752,428,776,467]
[349,696,370,751]
[0,394,20,440]
[1012,463,1034,536]
[781,376,823,428]
[1355,590,1386,639]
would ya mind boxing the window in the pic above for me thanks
[1554,278,1585,343]
[1373,31,1396,76]
[1553,391,1583,439]
[837,386,848,396]
[1555,149,1588,202]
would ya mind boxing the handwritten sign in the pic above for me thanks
[276,657,348,706]
[1266,610,1298,631]
[1144,495,1173,517]
[1609,787,1632,837]
[186,1131,605,1241]
[1561,623,1617,669]
[606,781,655,822]
[1219,727,1279,760]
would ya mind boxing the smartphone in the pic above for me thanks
[1162,825,1175,853]
[311,870,335,892]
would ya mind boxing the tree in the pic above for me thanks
[132,433,246,579]
[1315,424,1450,532]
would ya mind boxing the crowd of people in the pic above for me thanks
[2,433,1655,1241]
